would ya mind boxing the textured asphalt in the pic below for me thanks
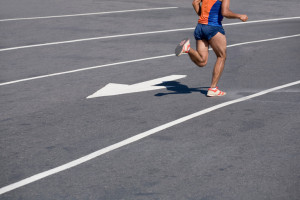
[0,0,300,199]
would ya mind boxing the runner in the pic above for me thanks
[175,0,248,97]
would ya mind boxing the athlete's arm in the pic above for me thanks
[221,0,248,22]
[192,0,202,16]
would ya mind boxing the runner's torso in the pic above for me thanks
[198,0,223,27]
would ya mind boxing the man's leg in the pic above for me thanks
[208,32,227,88]
[175,38,209,67]
[188,39,209,67]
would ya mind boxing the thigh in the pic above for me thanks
[196,39,209,58]
[208,32,227,57]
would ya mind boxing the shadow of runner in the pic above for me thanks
[154,81,209,96]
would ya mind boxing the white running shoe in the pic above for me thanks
[175,38,190,56]
[207,87,226,97]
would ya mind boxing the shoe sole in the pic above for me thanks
[207,92,226,97]
[175,38,189,56]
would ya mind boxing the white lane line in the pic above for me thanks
[0,80,299,195]
[0,34,299,87]
[0,28,193,52]
[0,16,299,52]
[0,54,174,86]
[226,34,300,47]
[0,7,178,22]
[222,16,300,26]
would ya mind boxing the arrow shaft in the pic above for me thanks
[132,75,187,87]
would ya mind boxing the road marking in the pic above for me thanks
[0,28,193,52]
[0,16,299,52]
[222,16,300,26]
[226,34,300,47]
[0,34,299,87]
[0,7,178,22]
[87,75,187,98]
[0,54,175,86]
[0,80,299,195]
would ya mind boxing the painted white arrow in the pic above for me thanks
[87,75,186,98]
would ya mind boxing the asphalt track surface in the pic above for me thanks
[0,0,300,199]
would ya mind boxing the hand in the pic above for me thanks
[239,14,248,22]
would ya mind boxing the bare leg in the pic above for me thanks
[208,32,227,88]
[188,39,209,67]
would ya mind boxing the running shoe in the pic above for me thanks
[207,87,226,97]
[175,38,190,56]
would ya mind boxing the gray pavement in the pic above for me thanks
[0,0,300,199]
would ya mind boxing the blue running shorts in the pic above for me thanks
[194,24,225,41]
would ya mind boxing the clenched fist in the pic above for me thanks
[239,14,248,22]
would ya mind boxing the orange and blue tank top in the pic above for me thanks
[198,0,223,27]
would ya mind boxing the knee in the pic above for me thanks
[220,55,227,61]
[198,60,207,67]
[222,52,227,59]
[217,51,227,60]
[197,56,208,67]
[195,60,207,67]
